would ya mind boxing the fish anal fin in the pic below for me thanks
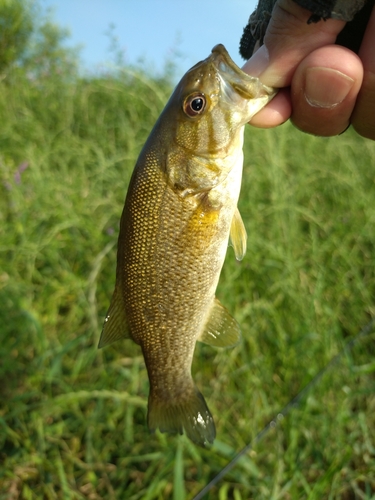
[229,207,247,261]
[198,297,241,348]
[98,284,131,348]
[148,387,215,447]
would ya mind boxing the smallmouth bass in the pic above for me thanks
[99,44,276,447]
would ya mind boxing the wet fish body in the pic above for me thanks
[99,45,276,446]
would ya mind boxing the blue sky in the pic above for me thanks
[41,0,257,78]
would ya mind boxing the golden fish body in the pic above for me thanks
[100,44,276,447]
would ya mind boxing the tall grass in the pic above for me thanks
[0,64,374,499]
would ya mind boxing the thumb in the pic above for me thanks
[242,0,346,87]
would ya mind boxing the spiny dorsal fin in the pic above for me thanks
[98,284,130,348]
[229,207,247,261]
[197,297,241,348]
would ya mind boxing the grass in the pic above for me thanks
[0,62,375,499]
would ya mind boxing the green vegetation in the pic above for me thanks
[1,3,375,499]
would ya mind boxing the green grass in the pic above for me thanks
[1,65,375,499]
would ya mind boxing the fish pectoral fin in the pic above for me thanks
[198,297,241,348]
[148,386,216,448]
[229,207,247,261]
[98,285,131,348]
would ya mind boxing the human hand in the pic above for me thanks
[243,0,375,140]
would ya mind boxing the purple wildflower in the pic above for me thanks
[14,162,29,184]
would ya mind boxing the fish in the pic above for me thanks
[99,44,276,447]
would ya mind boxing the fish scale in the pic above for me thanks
[99,44,276,447]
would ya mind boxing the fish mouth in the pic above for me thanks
[210,44,276,110]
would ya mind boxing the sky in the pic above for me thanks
[40,0,257,79]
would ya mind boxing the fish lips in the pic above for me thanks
[210,43,277,120]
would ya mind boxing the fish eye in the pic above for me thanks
[183,93,206,117]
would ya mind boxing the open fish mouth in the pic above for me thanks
[210,43,276,105]
[206,43,277,120]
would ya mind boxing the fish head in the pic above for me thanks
[168,43,276,157]
[143,44,276,194]
[153,44,276,194]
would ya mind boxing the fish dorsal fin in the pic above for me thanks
[198,297,241,348]
[98,285,131,348]
[229,207,247,261]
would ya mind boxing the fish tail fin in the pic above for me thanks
[147,387,216,447]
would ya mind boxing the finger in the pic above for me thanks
[242,0,346,88]
[250,88,291,127]
[290,45,363,136]
[351,5,375,140]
